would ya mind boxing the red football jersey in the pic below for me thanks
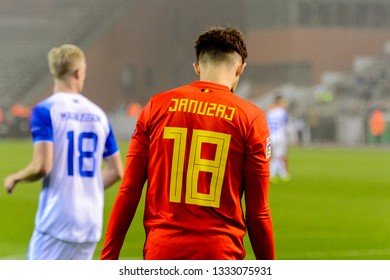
[101,81,273,260]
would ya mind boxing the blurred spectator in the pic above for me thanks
[7,104,31,137]
[127,102,142,117]
[368,108,386,143]
[10,104,31,118]
[294,116,305,145]
[0,107,3,125]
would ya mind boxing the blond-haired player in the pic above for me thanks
[4,44,123,259]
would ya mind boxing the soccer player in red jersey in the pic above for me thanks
[101,26,274,260]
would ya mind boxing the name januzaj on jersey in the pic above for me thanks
[168,98,235,121]
[60,112,101,122]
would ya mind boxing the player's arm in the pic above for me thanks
[101,101,151,259]
[100,154,147,259]
[244,112,274,259]
[102,124,124,189]
[4,142,53,194]
[102,152,123,190]
[244,173,274,260]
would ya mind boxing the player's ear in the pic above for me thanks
[73,68,80,79]
[193,62,200,76]
[236,62,247,77]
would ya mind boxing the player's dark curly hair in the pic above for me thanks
[195,26,248,64]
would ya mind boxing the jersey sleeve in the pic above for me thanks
[244,112,271,176]
[30,104,53,143]
[100,154,147,259]
[101,101,153,259]
[284,110,288,124]
[243,112,274,259]
[103,124,119,158]
[244,174,274,260]
[127,100,151,157]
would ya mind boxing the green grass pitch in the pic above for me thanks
[1,139,390,260]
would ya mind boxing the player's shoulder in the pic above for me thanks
[79,95,106,113]
[232,94,266,118]
[145,84,191,111]
[151,84,191,100]
[33,94,58,113]
[268,106,287,116]
[78,96,111,124]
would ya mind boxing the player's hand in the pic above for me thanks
[4,175,17,194]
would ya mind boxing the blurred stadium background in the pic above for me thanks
[1,0,390,143]
[1,0,390,260]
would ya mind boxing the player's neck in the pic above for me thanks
[199,65,235,90]
[53,79,81,94]
[200,77,231,89]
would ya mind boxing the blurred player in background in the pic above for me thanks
[4,44,123,260]
[101,26,274,260]
[267,95,291,183]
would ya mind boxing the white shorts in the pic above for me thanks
[27,230,97,260]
